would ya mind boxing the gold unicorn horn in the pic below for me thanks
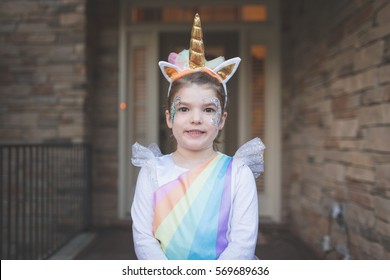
[189,13,206,69]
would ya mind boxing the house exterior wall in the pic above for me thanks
[0,0,89,144]
[281,0,390,259]
[88,0,120,226]
[0,0,120,226]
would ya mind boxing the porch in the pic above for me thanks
[68,224,320,260]
[1,142,319,260]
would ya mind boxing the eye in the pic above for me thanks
[178,107,189,112]
[204,107,216,113]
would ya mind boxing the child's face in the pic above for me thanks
[165,83,227,153]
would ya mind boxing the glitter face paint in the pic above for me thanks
[203,97,222,127]
[170,96,181,124]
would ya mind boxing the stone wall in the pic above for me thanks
[0,0,88,143]
[88,0,119,226]
[0,0,120,226]
[281,0,390,259]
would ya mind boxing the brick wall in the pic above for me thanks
[281,0,390,259]
[0,0,88,143]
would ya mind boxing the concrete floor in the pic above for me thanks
[73,224,319,260]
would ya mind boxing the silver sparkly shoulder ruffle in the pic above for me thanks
[131,142,162,167]
[234,137,265,178]
[131,142,162,187]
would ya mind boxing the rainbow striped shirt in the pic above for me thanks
[153,153,233,260]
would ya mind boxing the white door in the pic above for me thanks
[242,42,282,222]
[118,32,159,219]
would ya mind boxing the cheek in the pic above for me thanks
[210,112,221,127]
[203,116,221,134]
[171,112,187,126]
[206,110,222,128]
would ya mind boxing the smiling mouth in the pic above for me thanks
[186,130,205,136]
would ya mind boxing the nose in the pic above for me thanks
[190,109,202,124]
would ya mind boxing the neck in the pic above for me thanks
[173,146,217,169]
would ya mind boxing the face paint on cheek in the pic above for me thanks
[205,97,222,127]
[170,96,181,124]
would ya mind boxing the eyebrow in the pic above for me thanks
[203,102,218,107]
[176,100,187,105]
[176,101,218,107]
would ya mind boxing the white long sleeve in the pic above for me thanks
[131,167,167,260]
[218,163,259,260]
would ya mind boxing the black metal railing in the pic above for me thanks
[0,143,91,260]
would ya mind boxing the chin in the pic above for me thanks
[180,141,213,151]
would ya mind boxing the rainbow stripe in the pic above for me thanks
[153,153,233,260]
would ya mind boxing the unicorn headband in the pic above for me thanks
[158,13,241,108]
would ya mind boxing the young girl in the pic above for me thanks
[131,14,265,260]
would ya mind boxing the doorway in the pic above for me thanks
[118,0,282,223]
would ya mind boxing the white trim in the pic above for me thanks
[238,30,250,145]
[120,31,159,219]
[261,0,282,222]
[147,35,159,144]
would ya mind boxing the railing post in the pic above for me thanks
[83,144,92,230]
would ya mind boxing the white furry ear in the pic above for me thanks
[158,61,181,82]
[213,57,241,83]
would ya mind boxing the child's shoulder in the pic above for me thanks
[155,153,174,167]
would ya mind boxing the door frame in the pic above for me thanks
[118,0,282,222]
